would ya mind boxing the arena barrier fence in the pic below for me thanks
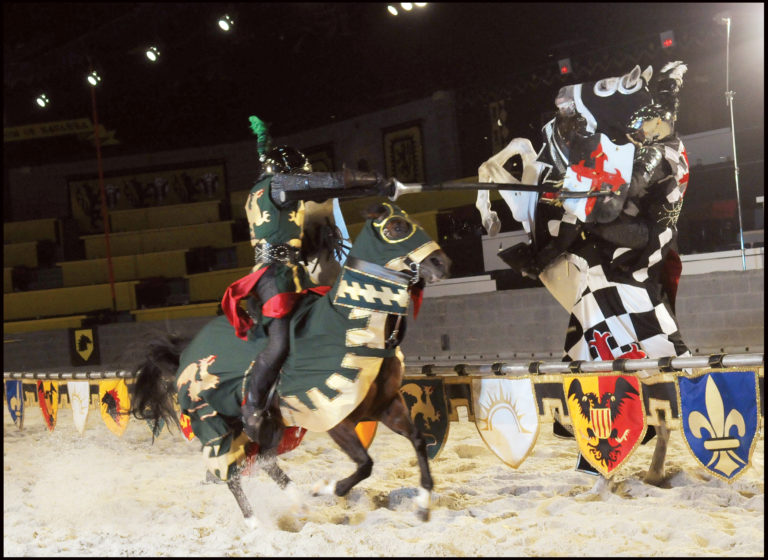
[4,353,764,481]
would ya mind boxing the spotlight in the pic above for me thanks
[145,45,160,62]
[387,5,398,16]
[36,93,50,108]
[87,70,102,86]
[218,14,234,31]
[400,2,413,10]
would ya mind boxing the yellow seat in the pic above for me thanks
[3,281,139,321]
[4,314,88,334]
[4,218,59,244]
[109,200,221,232]
[59,250,188,287]
[4,241,38,268]
[80,221,234,259]
[185,267,251,303]
[130,302,220,322]
[4,267,13,293]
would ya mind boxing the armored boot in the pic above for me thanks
[241,359,276,443]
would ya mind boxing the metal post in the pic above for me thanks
[722,16,748,270]
[90,76,117,310]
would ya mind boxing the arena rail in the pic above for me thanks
[2,353,764,380]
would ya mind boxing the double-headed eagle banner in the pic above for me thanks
[563,374,646,478]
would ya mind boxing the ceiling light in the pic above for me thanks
[387,5,398,16]
[145,46,160,62]
[87,70,102,87]
[218,14,234,31]
[415,2,427,6]
[36,94,50,108]
[401,2,413,10]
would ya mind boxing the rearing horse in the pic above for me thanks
[130,202,451,524]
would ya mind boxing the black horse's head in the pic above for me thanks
[349,202,450,284]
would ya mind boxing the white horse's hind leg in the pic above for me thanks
[644,412,670,486]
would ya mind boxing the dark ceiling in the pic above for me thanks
[3,2,757,167]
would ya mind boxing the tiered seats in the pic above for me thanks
[3,198,256,332]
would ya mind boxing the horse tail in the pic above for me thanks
[129,332,189,440]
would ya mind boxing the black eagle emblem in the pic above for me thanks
[567,377,639,467]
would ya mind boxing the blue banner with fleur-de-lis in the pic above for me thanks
[678,369,759,482]
[5,380,24,430]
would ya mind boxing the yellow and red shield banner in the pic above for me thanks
[564,374,646,478]
[99,379,130,437]
[37,381,59,432]
[179,412,196,441]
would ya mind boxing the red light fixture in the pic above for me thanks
[660,30,675,49]
[558,58,572,75]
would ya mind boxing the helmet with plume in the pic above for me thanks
[249,115,312,177]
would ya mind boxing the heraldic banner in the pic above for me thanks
[678,369,760,482]
[564,374,646,478]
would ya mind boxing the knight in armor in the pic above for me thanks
[221,117,391,450]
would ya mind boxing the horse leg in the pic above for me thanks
[379,395,433,522]
[226,472,257,527]
[644,410,670,486]
[314,420,374,498]
[258,447,304,512]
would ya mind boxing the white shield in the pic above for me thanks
[472,377,540,468]
[67,381,91,435]
[561,133,635,223]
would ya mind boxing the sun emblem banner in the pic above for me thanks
[400,378,449,460]
[564,374,646,477]
[66,381,91,435]
[678,369,760,482]
[472,377,539,468]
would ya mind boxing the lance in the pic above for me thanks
[278,178,611,204]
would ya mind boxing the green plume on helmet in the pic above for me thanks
[248,115,272,159]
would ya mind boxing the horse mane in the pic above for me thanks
[129,330,190,440]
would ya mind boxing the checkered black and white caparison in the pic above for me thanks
[560,136,690,362]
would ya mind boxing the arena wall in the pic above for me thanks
[3,269,763,373]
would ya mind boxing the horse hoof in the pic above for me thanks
[311,479,335,497]
[285,482,305,512]
[416,507,430,522]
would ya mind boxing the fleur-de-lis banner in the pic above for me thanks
[5,380,24,430]
[678,369,760,481]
